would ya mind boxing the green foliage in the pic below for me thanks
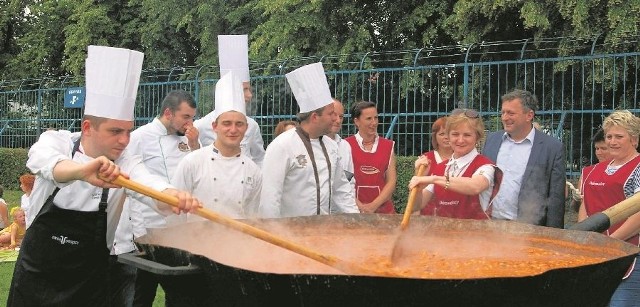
[1,0,639,81]
[0,148,29,190]
[392,155,418,214]
[5,0,72,79]
[2,190,21,208]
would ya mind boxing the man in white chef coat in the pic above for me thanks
[259,62,358,218]
[326,98,355,189]
[7,46,201,307]
[113,89,201,306]
[194,34,265,167]
[171,71,262,220]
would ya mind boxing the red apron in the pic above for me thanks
[346,136,395,213]
[421,155,501,220]
[583,156,640,246]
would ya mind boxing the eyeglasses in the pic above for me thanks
[451,108,480,118]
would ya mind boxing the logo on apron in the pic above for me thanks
[51,235,79,245]
[360,165,380,175]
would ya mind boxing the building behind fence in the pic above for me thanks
[1,37,639,178]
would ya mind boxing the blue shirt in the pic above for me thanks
[491,127,535,220]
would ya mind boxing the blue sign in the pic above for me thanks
[64,87,85,108]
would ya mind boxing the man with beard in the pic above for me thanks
[113,89,200,306]
[259,63,358,217]
[171,71,262,220]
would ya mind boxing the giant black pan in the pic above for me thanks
[125,214,639,307]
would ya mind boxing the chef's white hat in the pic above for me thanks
[285,62,333,113]
[218,35,250,82]
[214,71,246,118]
[84,45,144,121]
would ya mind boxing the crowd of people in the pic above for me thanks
[3,38,639,307]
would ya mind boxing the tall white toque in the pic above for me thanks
[214,71,246,119]
[218,35,250,82]
[84,45,144,121]
[285,62,333,113]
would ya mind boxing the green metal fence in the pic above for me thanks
[1,38,639,178]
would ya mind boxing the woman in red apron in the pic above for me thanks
[418,116,453,175]
[345,101,397,214]
[579,110,640,307]
[408,108,502,219]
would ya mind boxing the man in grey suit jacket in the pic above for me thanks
[482,89,566,228]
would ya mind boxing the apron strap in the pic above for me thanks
[94,188,109,246]
[295,127,332,214]
[33,137,83,222]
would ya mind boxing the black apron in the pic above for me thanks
[8,140,112,307]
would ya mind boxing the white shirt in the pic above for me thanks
[425,148,496,211]
[169,146,262,222]
[113,118,195,254]
[194,112,265,167]
[259,129,358,218]
[26,130,172,253]
[492,127,535,220]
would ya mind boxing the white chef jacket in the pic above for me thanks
[113,118,196,253]
[327,134,355,196]
[26,130,172,252]
[194,111,265,167]
[169,146,262,222]
[259,129,358,218]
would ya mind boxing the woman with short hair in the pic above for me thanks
[409,109,502,219]
[579,110,640,306]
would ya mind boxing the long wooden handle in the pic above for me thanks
[111,175,381,276]
[400,164,427,230]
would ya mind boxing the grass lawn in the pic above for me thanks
[0,190,165,306]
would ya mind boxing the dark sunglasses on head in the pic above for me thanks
[451,108,480,118]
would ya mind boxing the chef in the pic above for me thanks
[194,34,266,167]
[113,89,201,306]
[7,46,201,307]
[259,62,358,218]
[171,71,262,220]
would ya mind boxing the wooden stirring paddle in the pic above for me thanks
[390,164,427,262]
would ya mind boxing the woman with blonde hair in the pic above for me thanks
[409,109,502,219]
[579,110,640,306]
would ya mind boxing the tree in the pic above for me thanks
[5,0,73,79]
[248,0,457,68]
[0,0,29,80]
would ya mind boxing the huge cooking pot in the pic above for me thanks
[124,214,639,307]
